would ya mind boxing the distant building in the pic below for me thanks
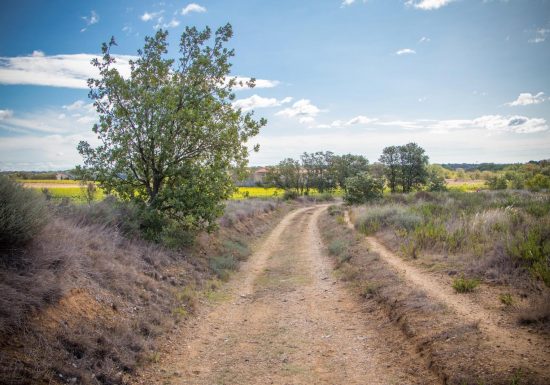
[253,167,268,184]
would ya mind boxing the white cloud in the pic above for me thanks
[341,0,356,6]
[0,109,13,120]
[419,36,431,43]
[233,95,292,111]
[0,101,98,135]
[141,11,163,22]
[276,99,322,121]
[506,92,546,106]
[396,48,416,55]
[81,10,99,32]
[0,53,135,89]
[181,3,207,15]
[232,76,280,90]
[314,114,548,134]
[405,0,455,10]
[346,115,378,125]
[528,28,549,43]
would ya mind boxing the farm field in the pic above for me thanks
[20,181,335,201]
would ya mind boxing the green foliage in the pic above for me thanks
[426,165,448,192]
[301,151,336,193]
[343,172,384,204]
[330,154,369,192]
[283,189,299,200]
[209,255,238,281]
[452,276,480,293]
[486,175,508,190]
[379,143,429,193]
[265,158,303,193]
[78,24,265,234]
[525,174,550,191]
[499,293,514,306]
[507,225,550,286]
[0,176,48,251]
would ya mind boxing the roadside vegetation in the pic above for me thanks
[350,190,550,290]
[0,175,286,384]
[320,205,549,385]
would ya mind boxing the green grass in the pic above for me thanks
[452,276,480,293]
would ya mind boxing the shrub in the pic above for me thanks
[486,175,508,190]
[452,276,480,293]
[0,176,48,252]
[499,293,514,306]
[209,255,238,280]
[525,174,550,192]
[343,173,384,204]
[328,239,347,256]
[283,190,299,200]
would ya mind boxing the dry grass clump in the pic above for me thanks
[219,199,279,228]
[351,190,550,289]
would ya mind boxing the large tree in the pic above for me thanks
[78,24,265,231]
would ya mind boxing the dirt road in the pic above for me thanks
[138,206,439,384]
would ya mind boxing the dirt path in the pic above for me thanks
[137,206,440,385]
[343,210,550,375]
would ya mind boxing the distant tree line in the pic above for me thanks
[263,143,447,203]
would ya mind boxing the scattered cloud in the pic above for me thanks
[419,36,431,43]
[405,0,455,10]
[181,3,207,15]
[0,109,14,120]
[81,10,99,32]
[346,115,378,125]
[0,101,98,136]
[341,0,356,6]
[506,92,546,106]
[233,95,292,111]
[396,48,416,55]
[141,11,163,22]
[313,114,548,134]
[528,28,549,43]
[232,76,280,90]
[0,52,135,89]
[418,96,427,102]
[276,99,322,123]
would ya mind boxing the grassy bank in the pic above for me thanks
[351,190,550,289]
[319,205,547,385]
[0,181,290,385]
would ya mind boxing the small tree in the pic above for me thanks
[426,165,447,192]
[80,181,97,204]
[264,158,303,193]
[398,143,429,193]
[343,173,384,204]
[78,24,265,232]
[379,146,401,193]
[331,154,369,192]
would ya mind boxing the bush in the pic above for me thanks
[283,190,299,200]
[452,276,480,293]
[209,255,238,281]
[343,172,384,204]
[0,176,48,252]
[525,174,550,192]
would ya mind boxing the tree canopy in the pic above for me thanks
[78,24,265,231]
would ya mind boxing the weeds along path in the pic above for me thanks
[137,205,439,385]
[343,209,550,376]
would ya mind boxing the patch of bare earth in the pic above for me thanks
[341,209,550,384]
[136,206,439,385]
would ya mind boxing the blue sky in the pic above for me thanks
[1,0,549,170]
